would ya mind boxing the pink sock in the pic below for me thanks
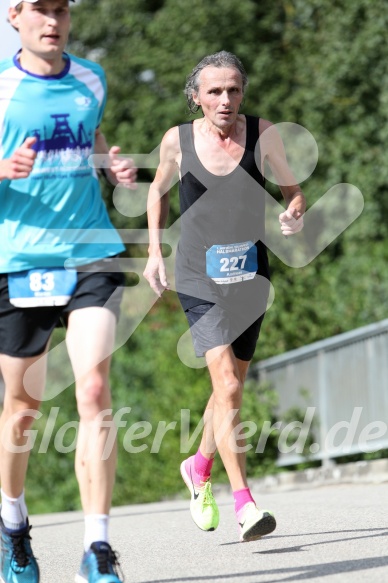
[194,449,214,481]
[233,488,255,514]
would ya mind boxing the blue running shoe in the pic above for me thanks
[0,518,39,583]
[75,541,124,583]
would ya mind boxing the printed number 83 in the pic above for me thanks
[29,272,55,292]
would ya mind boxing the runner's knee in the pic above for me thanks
[1,404,41,438]
[213,375,242,408]
[76,373,111,418]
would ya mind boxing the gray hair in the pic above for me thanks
[184,51,248,114]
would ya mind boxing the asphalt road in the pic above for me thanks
[31,482,388,582]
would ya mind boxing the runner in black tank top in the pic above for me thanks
[144,51,305,543]
[176,114,270,313]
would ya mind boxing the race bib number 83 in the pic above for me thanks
[206,241,258,285]
[8,268,77,307]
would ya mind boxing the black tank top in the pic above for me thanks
[176,115,270,311]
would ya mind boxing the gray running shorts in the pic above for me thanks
[184,302,265,361]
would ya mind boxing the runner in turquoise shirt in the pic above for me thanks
[0,1,136,581]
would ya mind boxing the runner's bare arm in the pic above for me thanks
[143,127,180,295]
[259,118,306,234]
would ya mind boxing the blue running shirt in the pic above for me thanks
[0,52,124,273]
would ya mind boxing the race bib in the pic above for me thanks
[206,241,258,285]
[8,268,77,307]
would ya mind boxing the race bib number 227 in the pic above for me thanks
[206,241,258,285]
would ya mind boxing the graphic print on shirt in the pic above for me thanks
[0,55,124,273]
[30,112,93,174]
[0,55,106,182]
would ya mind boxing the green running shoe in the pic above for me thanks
[180,456,219,531]
[237,502,276,542]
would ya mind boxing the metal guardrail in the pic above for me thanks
[255,318,388,466]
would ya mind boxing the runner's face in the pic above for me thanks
[193,66,244,129]
[9,0,71,62]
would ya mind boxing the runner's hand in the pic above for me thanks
[143,256,169,297]
[109,145,137,189]
[2,137,37,180]
[279,206,304,236]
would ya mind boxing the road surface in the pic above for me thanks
[31,482,388,582]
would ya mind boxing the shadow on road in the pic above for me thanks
[137,554,388,582]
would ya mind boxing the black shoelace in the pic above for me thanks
[91,543,124,581]
[9,526,33,571]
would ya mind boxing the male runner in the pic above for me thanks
[144,51,305,542]
[0,0,136,581]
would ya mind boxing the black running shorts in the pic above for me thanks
[0,257,125,358]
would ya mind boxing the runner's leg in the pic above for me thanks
[202,346,249,490]
[65,306,117,517]
[0,352,46,582]
[199,356,250,461]
[0,352,47,498]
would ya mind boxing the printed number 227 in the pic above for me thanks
[220,256,247,272]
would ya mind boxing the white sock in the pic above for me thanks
[84,514,109,551]
[1,489,28,530]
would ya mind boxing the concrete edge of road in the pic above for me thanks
[210,458,388,497]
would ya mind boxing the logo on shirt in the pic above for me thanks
[31,113,93,173]
[74,96,93,109]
